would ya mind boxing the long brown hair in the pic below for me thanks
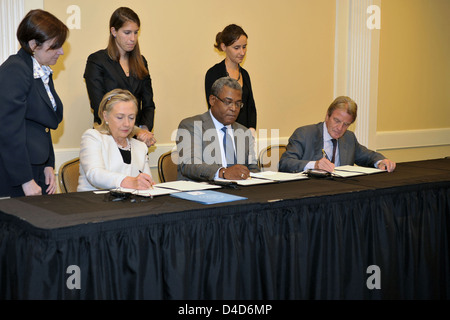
[107,7,149,80]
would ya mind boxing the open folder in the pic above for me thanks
[112,181,221,197]
[112,186,180,197]
[213,177,275,186]
[333,165,385,177]
[250,171,309,182]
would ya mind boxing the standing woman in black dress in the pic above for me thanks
[84,7,156,147]
[205,24,257,133]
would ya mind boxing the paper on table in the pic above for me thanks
[333,165,385,177]
[114,186,180,197]
[156,180,221,191]
[214,177,275,186]
[250,171,309,181]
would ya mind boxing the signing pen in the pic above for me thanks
[139,170,154,189]
[322,149,331,161]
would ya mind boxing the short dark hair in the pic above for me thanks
[211,77,242,97]
[17,9,68,55]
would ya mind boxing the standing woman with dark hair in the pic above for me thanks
[205,24,257,132]
[84,7,156,147]
[0,9,68,198]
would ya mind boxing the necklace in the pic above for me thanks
[116,138,131,151]
[226,69,241,81]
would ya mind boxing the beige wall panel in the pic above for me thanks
[42,0,336,150]
[377,0,450,131]
[381,146,450,163]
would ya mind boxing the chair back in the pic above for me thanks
[258,144,287,172]
[158,150,179,183]
[58,157,80,193]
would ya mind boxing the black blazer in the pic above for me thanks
[205,60,257,129]
[0,48,63,196]
[83,49,156,130]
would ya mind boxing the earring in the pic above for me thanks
[105,121,109,125]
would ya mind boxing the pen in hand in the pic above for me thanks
[139,170,154,189]
[322,149,331,161]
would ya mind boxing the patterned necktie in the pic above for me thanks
[331,139,337,164]
[221,126,236,167]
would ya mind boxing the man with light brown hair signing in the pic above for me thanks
[279,96,396,173]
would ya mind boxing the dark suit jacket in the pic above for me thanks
[176,111,259,181]
[279,122,386,173]
[205,59,257,129]
[83,49,156,130]
[0,48,63,196]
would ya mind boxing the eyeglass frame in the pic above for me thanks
[214,95,244,109]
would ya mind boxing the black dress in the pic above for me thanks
[205,59,257,129]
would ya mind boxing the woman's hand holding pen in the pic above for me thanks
[120,171,155,190]
[315,149,335,172]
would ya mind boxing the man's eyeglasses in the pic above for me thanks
[214,95,244,109]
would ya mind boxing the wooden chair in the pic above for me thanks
[257,144,287,172]
[157,150,179,183]
[58,157,80,193]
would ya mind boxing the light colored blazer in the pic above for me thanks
[176,111,259,181]
[279,122,385,173]
[77,128,151,191]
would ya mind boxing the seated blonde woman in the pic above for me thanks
[77,88,155,191]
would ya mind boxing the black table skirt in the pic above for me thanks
[0,158,449,299]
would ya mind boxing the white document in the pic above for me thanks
[250,171,309,181]
[114,186,180,197]
[155,180,222,191]
[333,165,385,177]
[214,177,276,186]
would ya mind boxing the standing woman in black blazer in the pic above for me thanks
[84,7,156,147]
[0,9,68,198]
[205,24,257,133]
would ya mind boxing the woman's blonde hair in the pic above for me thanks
[95,89,139,138]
